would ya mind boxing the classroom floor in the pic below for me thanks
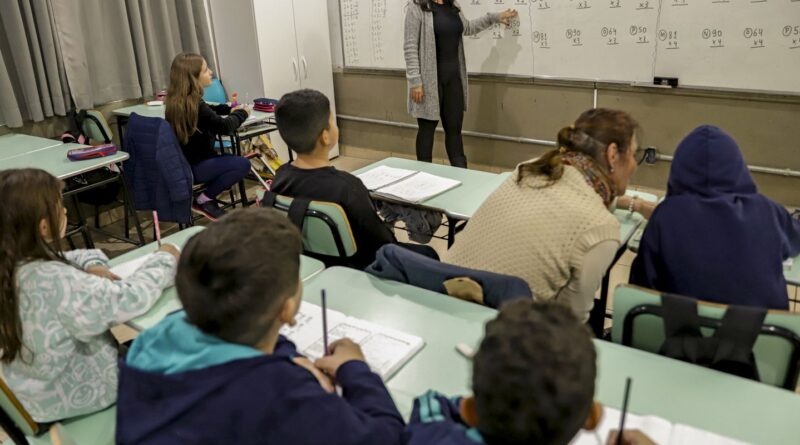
[3,153,798,441]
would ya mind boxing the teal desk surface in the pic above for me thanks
[111,227,326,331]
[787,257,800,286]
[112,103,274,129]
[0,143,128,179]
[303,267,800,444]
[351,157,511,220]
[0,133,62,160]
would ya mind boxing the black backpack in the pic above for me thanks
[658,293,766,381]
[61,109,121,207]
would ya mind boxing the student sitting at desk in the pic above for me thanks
[116,208,404,445]
[270,89,437,269]
[631,125,800,309]
[403,300,655,445]
[446,109,642,322]
[165,52,251,221]
[0,168,179,423]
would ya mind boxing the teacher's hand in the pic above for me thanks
[498,9,518,27]
[410,86,424,103]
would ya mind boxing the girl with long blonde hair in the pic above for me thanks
[166,53,250,220]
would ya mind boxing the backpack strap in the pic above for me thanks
[710,305,766,380]
[658,293,704,363]
[259,191,310,230]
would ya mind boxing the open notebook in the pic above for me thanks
[356,165,461,203]
[570,407,747,445]
[279,301,425,380]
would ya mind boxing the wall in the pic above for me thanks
[333,70,800,207]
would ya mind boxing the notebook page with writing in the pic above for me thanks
[570,408,672,445]
[110,254,155,279]
[356,165,418,191]
[280,301,425,380]
[374,171,461,203]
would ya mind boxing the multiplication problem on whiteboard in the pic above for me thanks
[702,28,724,48]
[630,25,650,44]
[533,31,550,48]
[744,27,765,48]
[566,28,583,46]
[659,29,680,49]
[782,25,800,49]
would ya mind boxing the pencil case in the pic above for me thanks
[67,144,119,161]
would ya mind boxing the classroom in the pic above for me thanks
[0,0,799,444]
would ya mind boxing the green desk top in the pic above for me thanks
[111,227,326,331]
[0,143,128,179]
[351,157,512,220]
[0,134,62,160]
[303,267,800,444]
[112,103,274,135]
[787,256,800,286]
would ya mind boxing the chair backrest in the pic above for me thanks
[0,375,40,438]
[80,110,113,144]
[612,284,800,389]
[257,190,357,258]
[202,78,227,104]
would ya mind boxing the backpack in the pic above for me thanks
[658,293,766,381]
[61,110,121,207]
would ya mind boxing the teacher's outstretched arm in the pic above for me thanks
[461,8,517,36]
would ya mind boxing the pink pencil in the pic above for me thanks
[322,290,329,356]
[152,211,162,247]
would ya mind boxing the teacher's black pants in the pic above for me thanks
[416,72,466,168]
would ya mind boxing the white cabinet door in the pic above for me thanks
[292,0,339,158]
[253,0,302,161]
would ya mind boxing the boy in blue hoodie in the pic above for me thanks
[116,208,404,445]
[403,300,655,445]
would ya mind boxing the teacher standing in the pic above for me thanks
[404,0,517,168]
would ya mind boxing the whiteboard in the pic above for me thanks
[336,0,800,94]
[654,0,800,94]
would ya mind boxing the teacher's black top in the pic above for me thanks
[431,2,464,80]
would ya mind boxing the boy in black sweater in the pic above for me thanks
[270,89,437,269]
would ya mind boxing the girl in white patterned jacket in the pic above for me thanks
[0,168,180,422]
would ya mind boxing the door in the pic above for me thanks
[253,0,302,161]
[293,0,339,158]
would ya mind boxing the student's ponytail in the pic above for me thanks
[517,109,639,185]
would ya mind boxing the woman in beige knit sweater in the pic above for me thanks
[445,109,642,322]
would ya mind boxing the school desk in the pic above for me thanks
[351,157,512,247]
[111,103,278,158]
[0,141,144,247]
[0,133,62,160]
[110,226,326,331]
[303,266,800,444]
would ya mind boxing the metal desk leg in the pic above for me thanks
[116,116,127,149]
[71,194,94,248]
[234,134,250,207]
[118,166,145,246]
[447,216,457,248]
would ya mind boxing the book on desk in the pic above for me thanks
[356,165,461,204]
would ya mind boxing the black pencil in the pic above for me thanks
[322,290,329,356]
[616,377,633,445]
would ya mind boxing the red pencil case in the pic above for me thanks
[67,144,119,161]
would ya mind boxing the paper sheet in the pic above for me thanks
[375,171,461,203]
[109,254,154,279]
[356,165,418,191]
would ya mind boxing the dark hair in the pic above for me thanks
[414,0,460,12]
[176,208,303,346]
[473,300,597,445]
[0,169,66,364]
[275,89,332,155]
[518,108,639,183]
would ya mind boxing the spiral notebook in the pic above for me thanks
[279,301,424,380]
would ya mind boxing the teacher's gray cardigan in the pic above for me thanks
[403,0,500,121]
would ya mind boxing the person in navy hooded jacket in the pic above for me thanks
[631,125,800,309]
[115,208,404,445]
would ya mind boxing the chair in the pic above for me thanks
[257,190,357,263]
[0,377,114,445]
[202,77,234,152]
[612,284,800,390]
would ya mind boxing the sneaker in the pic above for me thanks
[192,200,226,221]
